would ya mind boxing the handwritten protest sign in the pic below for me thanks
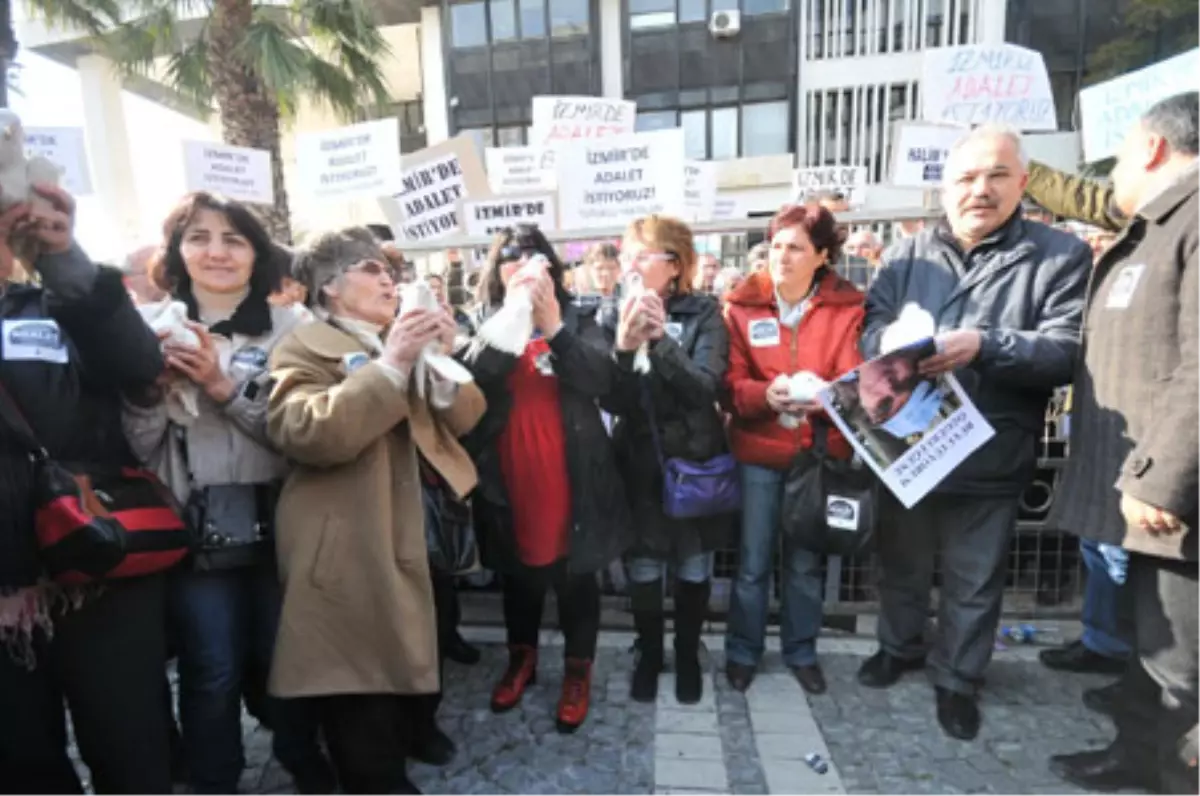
[818,339,995,508]
[295,119,401,201]
[889,122,964,188]
[531,96,636,145]
[1079,48,1199,162]
[24,127,93,196]
[794,165,868,208]
[182,141,274,205]
[484,146,556,193]
[685,161,718,223]
[379,137,489,244]
[461,194,557,237]
[556,128,686,231]
[922,43,1057,131]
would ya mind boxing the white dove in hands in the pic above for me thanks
[382,309,443,373]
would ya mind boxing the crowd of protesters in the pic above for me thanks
[0,92,1195,796]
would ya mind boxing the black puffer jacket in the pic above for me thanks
[601,293,733,558]
[0,248,165,589]
[460,297,633,576]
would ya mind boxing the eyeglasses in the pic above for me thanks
[619,251,676,267]
[347,259,399,282]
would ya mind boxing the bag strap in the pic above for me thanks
[0,379,47,458]
[808,413,834,460]
[637,379,668,470]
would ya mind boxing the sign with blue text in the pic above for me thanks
[921,43,1057,131]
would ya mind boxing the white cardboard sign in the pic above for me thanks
[685,161,718,223]
[24,127,93,196]
[889,123,964,188]
[921,43,1057,131]
[462,194,557,237]
[182,141,274,205]
[294,119,401,201]
[531,96,637,146]
[484,146,556,193]
[794,165,868,208]
[555,128,687,231]
[380,136,491,244]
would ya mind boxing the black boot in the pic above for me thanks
[673,579,710,705]
[630,580,664,703]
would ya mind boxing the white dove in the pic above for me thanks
[621,270,652,374]
[475,255,548,356]
[0,109,62,213]
[880,302,937,355]
[399,279,473,398]
[137,300,202,426]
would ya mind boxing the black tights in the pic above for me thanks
[502,564,600,660]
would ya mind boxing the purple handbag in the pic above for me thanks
[641,386,742,519]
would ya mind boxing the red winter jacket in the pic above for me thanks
[722,269,865,470]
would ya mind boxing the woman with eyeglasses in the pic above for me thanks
[459,224,632,733]
[122,192,330,793]
[600,215,731,705]
[267,226,485,793]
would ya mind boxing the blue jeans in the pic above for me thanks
[628,552,714,585]
[725,464,824,668]
[1080,539,1132,659]
[171,565,316,793]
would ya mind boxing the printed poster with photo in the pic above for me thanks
[817,338,995,508]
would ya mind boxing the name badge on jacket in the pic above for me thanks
[1105,264,1145,310]
[342,352,370,374]
[665,321,683,342]
[2,319,69,364]
[748,318,781,347]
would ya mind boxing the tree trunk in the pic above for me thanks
[208,0,292,242]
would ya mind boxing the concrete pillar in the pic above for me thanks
[979,0,1009,44]
[76,54,142,252]
[420,5,450,143]
[599,0,624,98]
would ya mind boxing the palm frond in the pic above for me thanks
[162,35,213,114]
[22,0,121,36]
[239,14,311,116]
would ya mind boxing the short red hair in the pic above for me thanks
[767,203,847,263]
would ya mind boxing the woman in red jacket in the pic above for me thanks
[722,203,864,695]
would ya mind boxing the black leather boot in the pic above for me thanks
[630,580,664,703]
[673,579,710,705]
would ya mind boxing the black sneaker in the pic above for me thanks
[856,650,925,689]
[1039,640,1127,675]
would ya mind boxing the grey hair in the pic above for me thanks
[1141,92,1199,156]
[293,226,386,309]
[947,123,1030,170]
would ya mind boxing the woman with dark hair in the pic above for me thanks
[722,203,865,696]
[124,192,330,793]
[460,223,632,732]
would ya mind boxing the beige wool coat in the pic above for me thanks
[265,320,485,698]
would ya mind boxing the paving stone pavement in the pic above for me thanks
[73,637,1118,794]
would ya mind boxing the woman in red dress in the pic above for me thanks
[460,224,632,733]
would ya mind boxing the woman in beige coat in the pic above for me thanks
[266,227,485,794]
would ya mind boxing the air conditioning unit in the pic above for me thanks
[709,9,741,38]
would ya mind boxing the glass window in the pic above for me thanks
[630,0,674,28]
[636,110,678,131]
[491,0,518,40]
[681,109,707,160]
[496,125,526,146]
[743,0,787,15]
[459,127,495,151]
[519,0,546,37]
[679,0,706,23]
[549,0,588,36]
[742,100,788,156]
[450,1,488,48]
[711,106,738,160]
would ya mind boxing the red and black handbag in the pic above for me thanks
[0,382,190,585]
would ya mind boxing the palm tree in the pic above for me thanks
[25,0,393,241]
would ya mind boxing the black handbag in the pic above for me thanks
[781,417,879,558]
[421,458,479,575]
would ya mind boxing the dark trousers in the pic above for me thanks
[314,693,436,793]
[502,564,600,660]
[1116,553,1198,791]
[877,492,1020,695]
[171,565,320,793]
[0,574,172,794]
[432,570,462,654]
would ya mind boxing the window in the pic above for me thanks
[491,0,518,41]
[636,110,678,131]
[681,109,707,159]
[450,1,488,47]
[741,100,788,156]
[496,125,527,146]
[710,106,738,160]
[519,0,546,37]
[743,0,787,15]
[630,0,673,29]
[550,0,589,36]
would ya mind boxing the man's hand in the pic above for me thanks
[919,329,982,376]
[1121,494,1184,534]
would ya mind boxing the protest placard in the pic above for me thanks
[818,338,995,508]
[484,146,556,193]
[461,193,557,237]
[556,128,687,231]
[1079,48,1199,163]
[294,119,401,201]
[685,161,718,223]
[889,122,964,188]
[182,141,274,206]
[794,165,868,207]
[922,43,1057,131]
[531,96,636,145]
[24,127,93,196]
[378,137,490,244]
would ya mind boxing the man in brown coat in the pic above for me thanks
[1048,91,1198,794]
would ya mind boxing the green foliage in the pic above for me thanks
[1084,0,1198,85]
[23,0,392,121]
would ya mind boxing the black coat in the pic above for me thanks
[459,297,633,576]
[862,214,1089,496]
[600,293,733,558]
[0,252,165,589]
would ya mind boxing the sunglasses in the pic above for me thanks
[347,259,400,282]
[499,244,542,264]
